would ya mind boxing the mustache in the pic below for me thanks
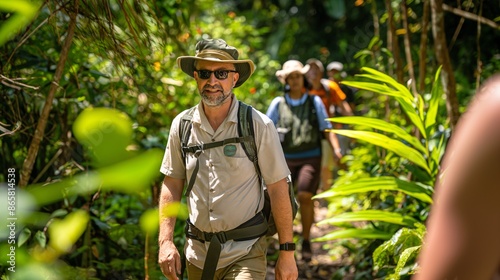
[202,85,223,91]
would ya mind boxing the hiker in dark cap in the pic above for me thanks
[158,38,298,280]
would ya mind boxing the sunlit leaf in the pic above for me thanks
[328,116,426,154]
[0,1,41,46]
[318,210,418,228]
[344,67,427,137]
[140,208,159,234]
[34,230,47,248]
[356,67,414,101]
[330,129,431,174]
[48,210,89,254]
[425,66,443,136]
[313,228,393,242]
[73,107,134,168]
[314,176,433,203]
[393,246,420,278]
[28,149,163,206]
[18,228,31,247]
[160,201,189,220]
[341,81,413,103]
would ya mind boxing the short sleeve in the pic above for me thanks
[160,112,187,179]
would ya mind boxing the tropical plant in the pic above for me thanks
[314,66,448,279]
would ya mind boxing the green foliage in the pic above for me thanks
[1,0,497,278]
[0,1,41,46]
[1,107,163,278]
[313,67,448,278]
[373,225,426,279]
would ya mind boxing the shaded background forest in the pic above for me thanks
[1,0,499,279]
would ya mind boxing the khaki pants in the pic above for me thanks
[186,236,268,280]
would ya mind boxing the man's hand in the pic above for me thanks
[158,240,181,280]
[275,251,298,280]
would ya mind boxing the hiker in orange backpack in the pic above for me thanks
[305,58,353,190]
[266,60,342,262]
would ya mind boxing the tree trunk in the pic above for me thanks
[385,0,404,84]
[401,0,418,95]
[430,0,460,130]
[19,0,79,187]
[385,0,395,77]
[419,0,430,92]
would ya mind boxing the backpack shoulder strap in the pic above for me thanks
[179,106,197,160]
[237,101,261,177]
[237,102,265,214]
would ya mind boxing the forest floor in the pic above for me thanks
[266,199,355,280]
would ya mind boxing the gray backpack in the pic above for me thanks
[179,101,298,236]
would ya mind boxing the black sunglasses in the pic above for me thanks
[195,69,237,80]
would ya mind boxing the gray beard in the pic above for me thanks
[201,87,233,107]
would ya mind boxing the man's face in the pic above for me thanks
[194,60,239,107]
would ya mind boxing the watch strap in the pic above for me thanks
[279,242,296,251]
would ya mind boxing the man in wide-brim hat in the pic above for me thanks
[158,38,298,280]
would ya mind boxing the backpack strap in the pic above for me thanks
[237,101,265,214]
[179,106,197,161]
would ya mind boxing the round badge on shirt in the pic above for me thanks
[224,145,237,157]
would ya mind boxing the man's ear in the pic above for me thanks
[233,72,240,87]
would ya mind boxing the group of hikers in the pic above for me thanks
[157,38,500,280]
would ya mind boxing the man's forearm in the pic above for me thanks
[267,178,294,243]
[158,176,184,244]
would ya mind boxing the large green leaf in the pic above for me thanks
[328,116,426,154]
[28,149,163,206]
[0,1,41,46]
[313,228,393,242]
[355,67,414,101]
[314,176,433,204]
[425,66,443,136]
[394,96,427,138]
[341,81,413,104]
[343,67,427,137]
[317,210,418,228]
[429,134,447,176]
[373,226,425,275]
[392,246,420,279]
[330,129,431,174]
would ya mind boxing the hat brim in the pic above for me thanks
[276,64,310,84]
[177,56,255,88]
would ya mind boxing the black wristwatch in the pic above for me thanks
[279,242,296,251]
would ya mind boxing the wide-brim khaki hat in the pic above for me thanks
[276,60,309,84]
[177,38,255,88]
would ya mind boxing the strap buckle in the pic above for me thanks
[204,232,228,244]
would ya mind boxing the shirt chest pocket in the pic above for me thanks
[218,144,247,171]
[208,144,249,172]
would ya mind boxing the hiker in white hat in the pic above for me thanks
[267,59,342,263]
[159,39,298,280]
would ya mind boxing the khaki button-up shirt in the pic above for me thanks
[160,96,290,270]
